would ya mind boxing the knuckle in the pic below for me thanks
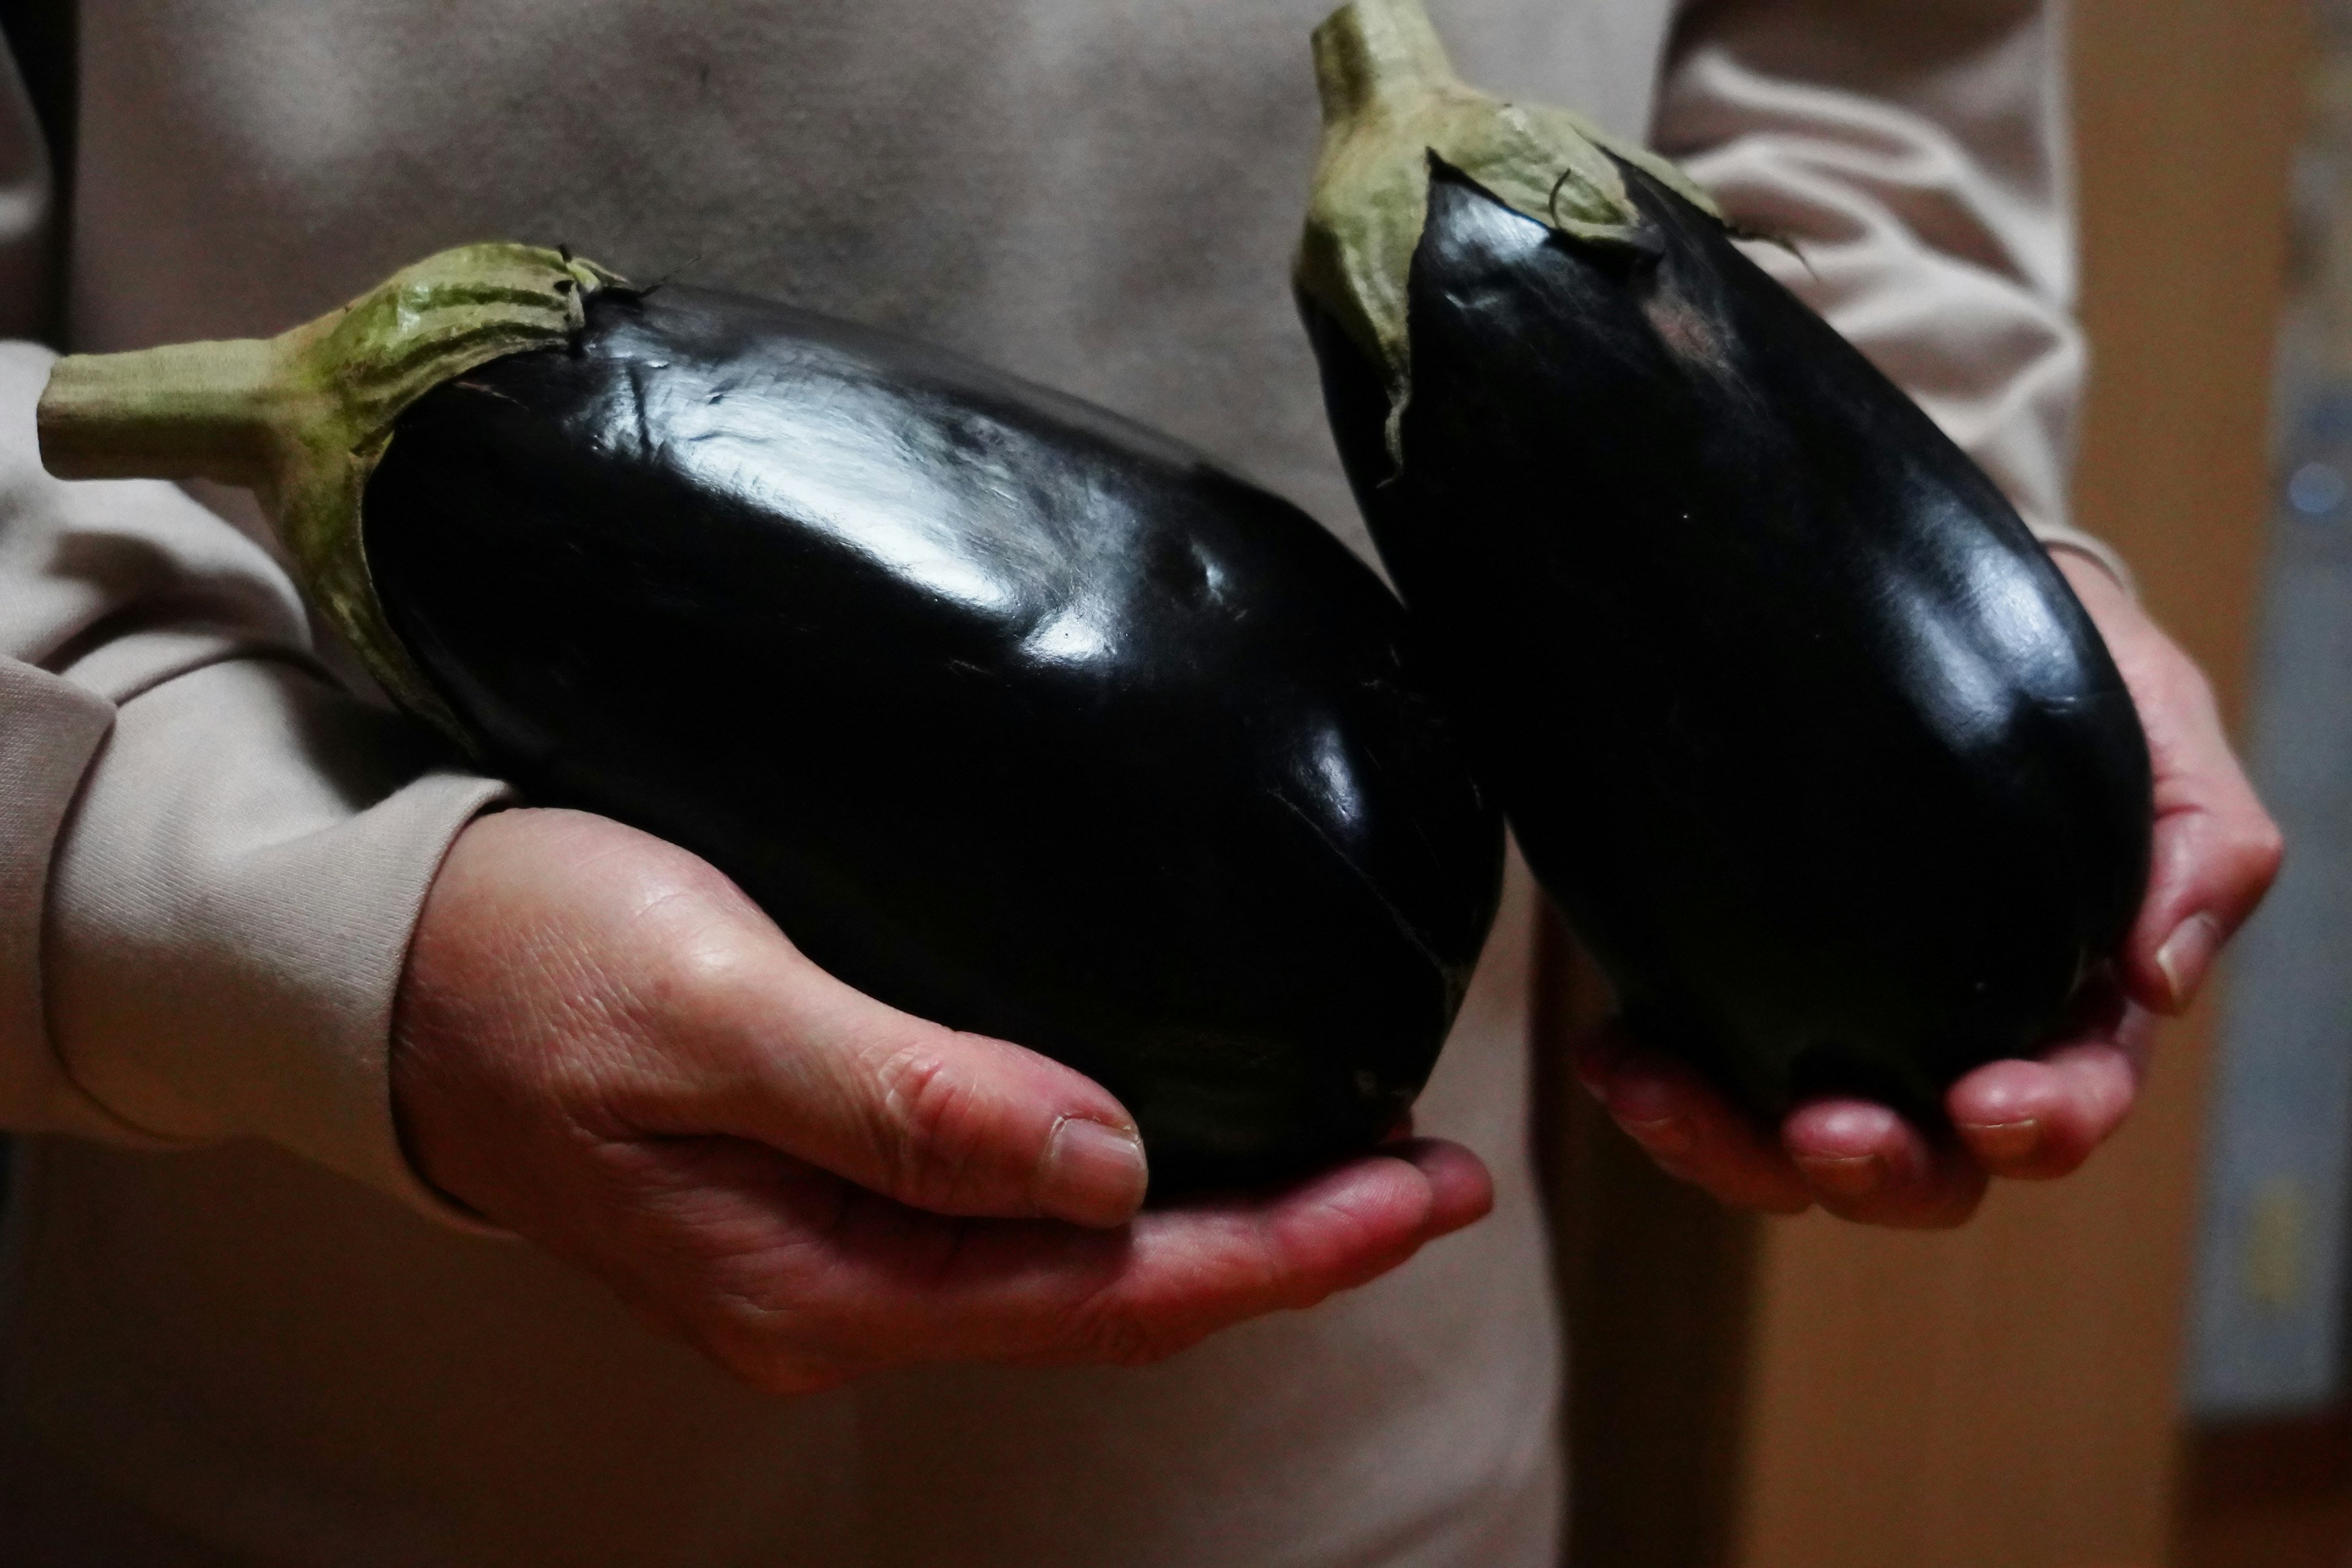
[869,1044,993,1207]
[621,931,791,1072]
[2238,816,2287,890]
[650,932,768,1018]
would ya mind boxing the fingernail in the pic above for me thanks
[1621,1115,1695,1160]
[1966,1118,2044,1165]
[1796,1153,1885,1200]
[1038,1118,1148,1228]
[2155,914,2222,1014]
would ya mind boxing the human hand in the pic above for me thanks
[390,807,1493,1390]
[1572,552,2283,1227]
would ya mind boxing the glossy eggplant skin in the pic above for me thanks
[364,284,1503,1189]
[1303,162,2152,1120]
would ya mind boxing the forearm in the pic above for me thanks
[0,331,511,1218]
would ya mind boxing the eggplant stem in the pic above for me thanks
[32,243,625,745]
[1297,0,1731,470]
[1311,0,1460,125]
[39,336,288,490]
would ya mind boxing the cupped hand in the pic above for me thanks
[391,807,1493,1390]
[1574,551,2283,1227]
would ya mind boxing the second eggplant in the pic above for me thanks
[1295,0,2152,1118]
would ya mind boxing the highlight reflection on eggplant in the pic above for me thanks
[38,246,1505,1189]
[1296,0,2152,1118]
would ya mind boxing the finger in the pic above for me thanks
[1948,1006,2152,1181]
[2130,671,2280,1012]
[2056,558,2282,1016]
[2132,760,2280,1015]
[1780,1099,1987,1228]
[639,914,1151,1229]
[930,1138,1492,1369]
[637,1139,1491,1388]
[1577,1031,1812,1214]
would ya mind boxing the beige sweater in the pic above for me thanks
[0,2,2097,1562]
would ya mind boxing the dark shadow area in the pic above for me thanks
[2178,1409,2352,1568]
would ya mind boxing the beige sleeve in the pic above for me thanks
[0,334,511,1221]
[0,47,513,1225]
[0,37,510,1223]
[1654,0,2128,587]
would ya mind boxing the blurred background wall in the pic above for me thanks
[1554,2,2319,1565]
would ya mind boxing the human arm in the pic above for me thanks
[1571,0,2282,1225]
[0,12,510,1205]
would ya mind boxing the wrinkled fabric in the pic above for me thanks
[0,338,510,1212]
[1659,0,2122,581]
[0,2,2100,1563]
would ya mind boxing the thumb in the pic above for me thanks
[669,935,1152,1228]
[2117,643,2282,1016]
[2057,558,2282,1017]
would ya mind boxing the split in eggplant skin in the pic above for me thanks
[360,283,1504,1189]
[1303,142,2151,1118]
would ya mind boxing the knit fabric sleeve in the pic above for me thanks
[1655,0,2128,586]
[0,47,510,1222]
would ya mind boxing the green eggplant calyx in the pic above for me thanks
[1295,0,1725,466]
[36,243,627,744]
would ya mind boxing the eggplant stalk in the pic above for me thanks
[1298,0,1723,462]
[36,244,624,737]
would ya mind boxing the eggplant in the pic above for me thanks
[39,244,1504,1189]
[1294,0,2152,1118]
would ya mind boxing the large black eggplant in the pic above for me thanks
[1294,0,2151,1118]
[39,244,1504,1188]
